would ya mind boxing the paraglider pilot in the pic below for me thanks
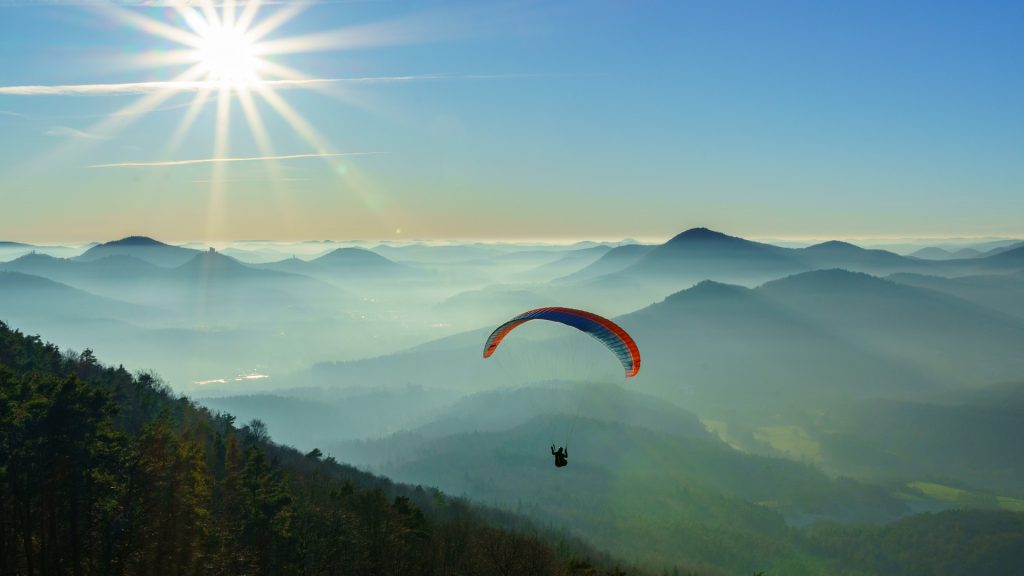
[551,444,568,468]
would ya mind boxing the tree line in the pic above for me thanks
[0,321,639,576]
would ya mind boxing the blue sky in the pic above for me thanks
[0,0,1021,242]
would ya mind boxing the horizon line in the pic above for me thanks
[4,231,1023,248]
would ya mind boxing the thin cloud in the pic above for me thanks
[45,126,108,139]
[90,151,383,168]
[191,177,310,183]
[0,110,26,117]
[0,74,525,96]
[0,1,369,6]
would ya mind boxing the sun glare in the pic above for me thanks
[90,0,350,179]
[196,25,262,88]
[54,0,409,238]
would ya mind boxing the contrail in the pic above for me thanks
[90,151,384,168]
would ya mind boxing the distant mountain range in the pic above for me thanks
[0,240,92,259]
[0,248,343,309]
[910,246,982,260]
[258,247,412,282]
[7,230,1024,402]
[562,228,1024,289]
[9,231,1022,290]
[305,267,1024,410]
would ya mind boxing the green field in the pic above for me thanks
[753,425,823,462]
[906,481,1024,511]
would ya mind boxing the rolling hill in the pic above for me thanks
[75,235,200,267]
[0,271,151,322]
[259,247,410,281]
[888,272,1024,318]
[621,227,806,283]
[326,385,911,573]
[557,243,656,281]
[305,268,1024,417]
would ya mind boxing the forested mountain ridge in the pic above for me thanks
[0,321,637,576]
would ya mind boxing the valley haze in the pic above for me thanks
[3,227,1024,574]
[2,0,1022,574]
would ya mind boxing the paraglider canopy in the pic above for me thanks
[482,307,640,378]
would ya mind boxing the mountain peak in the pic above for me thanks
[804,240,863,253]
[667,227,734,243]
[910,247,953,260]
[987,244,1024,262]
[663,279,749,303]
[178,249,246,271]
[77,235,197,266]
[322,246,375,257]
[315,247,397,266]
[102,236,167,247]
[759,269,890,293]
[10,252,60,263]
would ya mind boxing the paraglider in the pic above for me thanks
[482,307,641,468]
[551,444,568,467]
[482,306,641,378]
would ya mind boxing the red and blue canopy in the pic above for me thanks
[482,307,641,378]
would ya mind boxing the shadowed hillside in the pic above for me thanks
[0,321,642,576]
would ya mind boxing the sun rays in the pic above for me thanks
[0,0,513,240]
[97,0,339,164]
[68,0,401,238]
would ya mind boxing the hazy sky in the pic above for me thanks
[1,0,1021,243]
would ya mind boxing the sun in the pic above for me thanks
[69,0,409,218]
[196,24,263,88]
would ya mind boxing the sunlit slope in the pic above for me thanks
[330,399,905,574]
[376,418,824,574]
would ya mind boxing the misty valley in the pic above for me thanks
[3,228,1024,575]
[3,1,1022,573]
